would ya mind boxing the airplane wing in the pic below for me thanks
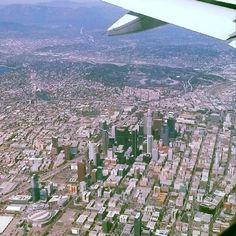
[103,0,236,48]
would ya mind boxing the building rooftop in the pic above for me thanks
[0,215,14,234]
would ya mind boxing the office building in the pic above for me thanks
[168,148,173,160]
[115,126,129,149]
[51,136,59,152]
[80,181,86,193]
[97,166,104,181]
[160,124,169,146]
[91,169,97,183]
[144,109,152,136]
[31,174,40,203]
[70,142,78,159]
[100,121,109,155]
[77,161,86,182]
[134,212,142,236]
[111,125,116,139]
[147,135,153,154]
[89,141,97,166]
[152,148,158,162]
[47,182,54,196]
[64,145,71,161]
[167,117,176,139]
[40,188,48,202]
[138,124,144,143]
[96,153,103,167]
[132,128,138,157]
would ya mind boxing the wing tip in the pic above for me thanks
[229,40,236,48]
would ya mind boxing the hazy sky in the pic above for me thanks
[0,0,99,4]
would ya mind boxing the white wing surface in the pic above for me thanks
[103,0,236,48]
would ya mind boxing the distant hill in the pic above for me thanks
[37,0,102,8]
[0,21,48,37]
[0,1,233,54]
[0,21,29,31]
[0,3,125,31]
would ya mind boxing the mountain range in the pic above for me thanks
[0,0,124,36]
[0,0,234,60]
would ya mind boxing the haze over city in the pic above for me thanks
[0,0,235,236]
[0,0,98,4]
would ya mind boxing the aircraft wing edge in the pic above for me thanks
[103,0,236,48]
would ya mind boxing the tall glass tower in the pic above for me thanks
[134,212,142,236]
[31,174,40,202]
[100,121,108,155]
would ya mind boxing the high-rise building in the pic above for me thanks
[168,148,173,160]
[87,160,93,176]
[52,136,59,149]
[152,148,158,162]
[167,117,176,139]
[138,124,144,143]
[50,136,59,155]
[134,212,142,236]
[31,174,40,203]
[64,145,71,160]
[115,126,129,149]
[47,182,54,196]
[107,148,114,159]
[116,150,126,164]
[100,121,109,155]
[144,109,152,136]
[89,142,97,166]
[147,135,153,154]
[91,169,97,183]
[70,142,78,159]
[132,128,138,157]
[108,138,115,148]
[147,109,152,135]
[152,112,163,139]
[77,161,86,182]
[80,181,86,194]
[97,166,104,181]
[160,124,169,146]
[40,188,48,202]
[96,153,103,167]
[111,125,116,139]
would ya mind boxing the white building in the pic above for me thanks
[147,135,153,154]
[88,142,96,165]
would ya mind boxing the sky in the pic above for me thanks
[0,0,99,4]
